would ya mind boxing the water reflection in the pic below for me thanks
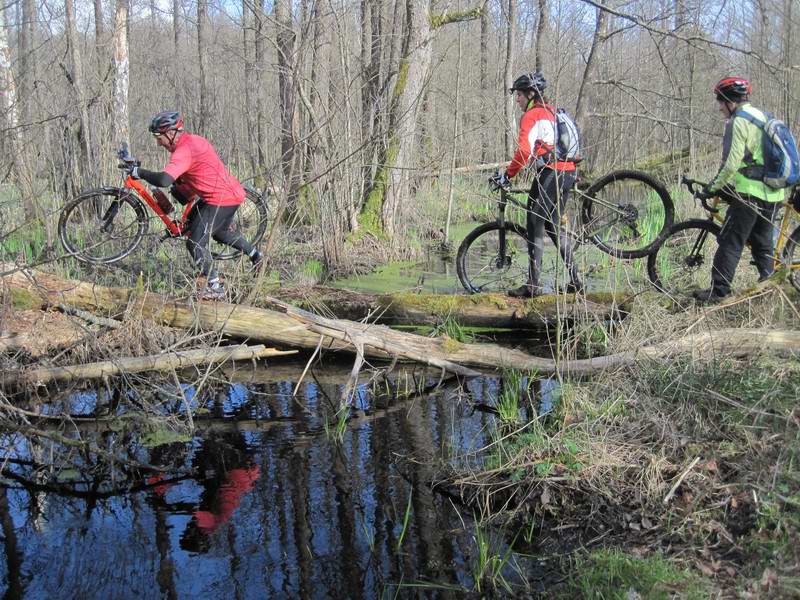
[0,361,559,598]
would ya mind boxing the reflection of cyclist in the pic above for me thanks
[694,78,784,303]
[178,436,260,554]
[496,72,582,298]
[127,111,263,300]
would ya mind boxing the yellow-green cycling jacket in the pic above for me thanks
[707,103,785,203]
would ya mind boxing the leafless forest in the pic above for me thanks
[1,0,798,272]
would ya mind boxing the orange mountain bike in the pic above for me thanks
[647,176,800,296]
[58,143,269,264]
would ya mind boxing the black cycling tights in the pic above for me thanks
[526,169,581,288]
[186,201,254,279]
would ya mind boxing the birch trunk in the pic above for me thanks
[503,0,516,158]
[112,0,130,147]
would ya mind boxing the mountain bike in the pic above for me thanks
[647,176,800,297]
[456,169,674,293]
[58,143,269,264]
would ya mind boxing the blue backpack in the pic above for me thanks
[735,108,800,189]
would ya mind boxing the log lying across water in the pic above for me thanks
[3,265,800,377]
[268,285,628,329]
[3,344,297,387]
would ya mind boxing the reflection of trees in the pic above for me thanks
[0,362,487,595]
[0,487,24,600]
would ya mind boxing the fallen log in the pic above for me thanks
[267,285,628,329]
[2,344,297,387]
[4,266,800,376]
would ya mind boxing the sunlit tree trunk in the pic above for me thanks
[480,1,490,163]
[112,0,130,147]
[503,0,516,157]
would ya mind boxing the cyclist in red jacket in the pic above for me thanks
[496,72,582,297]
[127,111,263,300]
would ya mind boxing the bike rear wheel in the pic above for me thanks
[780,225,800,293]
[210,186,270,260]
[581,169,674,259]
[58,188,147,264]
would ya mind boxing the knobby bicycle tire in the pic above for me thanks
[647,219,721,297]
[58,187,148,264]
[780,225,800,293]
[456,222,529,294]
[211,186,270,260]
[581,169,674,259]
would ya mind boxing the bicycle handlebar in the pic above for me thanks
[681,175,719,214]
[116,142,141,174]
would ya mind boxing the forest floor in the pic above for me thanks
[434,288,800,598]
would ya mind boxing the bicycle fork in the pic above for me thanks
[684,227,712,268]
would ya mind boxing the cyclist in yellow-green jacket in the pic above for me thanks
[694,77,784,303]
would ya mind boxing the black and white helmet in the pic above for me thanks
[509,72,547,94]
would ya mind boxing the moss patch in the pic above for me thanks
[380,292,510,315]
[10,287,43,310]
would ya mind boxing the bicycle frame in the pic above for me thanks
[697,191,798,269]
[123,176,196,238]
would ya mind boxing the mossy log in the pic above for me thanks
[268,285,628,329]
[4,265,799,377]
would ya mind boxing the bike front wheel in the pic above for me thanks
[58,188,148,264]
[210,186,270,260]
[647,219,721,296]
[780,225,800,293]
[581,169,674,259]
[456,222,530,294]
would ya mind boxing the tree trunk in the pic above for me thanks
[480,2,490,164]
[361,0,434,238]
[242,0,256,175]
[533,0,547,72]
[254,0,268,182]
[503,0,516,158]
[275,0,301,206]
[18,0,36,126]
[197,0,210,134]
[64,0,94,190]
[0,7,38,225]
[112,0,130,147]
[574,0,606,129]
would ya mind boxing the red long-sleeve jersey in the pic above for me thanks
[506,102,576,178]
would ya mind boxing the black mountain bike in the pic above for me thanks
[456,169,674,293]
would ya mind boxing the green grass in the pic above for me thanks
[561,548,710,599]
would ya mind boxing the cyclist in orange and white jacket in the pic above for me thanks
[496,72,582,297]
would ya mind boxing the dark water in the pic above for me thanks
[0,361,560,599]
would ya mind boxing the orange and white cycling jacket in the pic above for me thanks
[506,102,577,178]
